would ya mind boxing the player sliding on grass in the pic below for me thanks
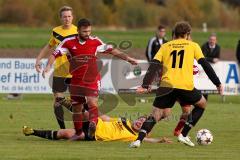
[130,21,223,148]
[42,18,138,141]
[23,111,172,143]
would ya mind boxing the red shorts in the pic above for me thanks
[70,77,100,104]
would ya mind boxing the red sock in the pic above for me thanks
[73,113,83,135]
[174,119,186,132]
[88,105,98,124]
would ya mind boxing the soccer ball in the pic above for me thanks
[196,129,213,145]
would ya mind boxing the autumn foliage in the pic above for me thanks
[0,0,239,29]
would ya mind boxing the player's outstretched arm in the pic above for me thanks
[143,137,172,144]
[35,44,52,73]
[108,49,138,65]
[136,59,162,94]
[198,58,223,95]
[142,59,162,89]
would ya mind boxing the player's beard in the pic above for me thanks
[79,34,89,41]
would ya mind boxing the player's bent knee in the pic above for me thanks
[195,96,207,109]
[87,101,98,108]
[53,92,64,99]
[151,107,163,121]
[72,104,83,113]
[180,113,189,120]
[59,129,75,139]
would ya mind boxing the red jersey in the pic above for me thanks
[53,36,112,83]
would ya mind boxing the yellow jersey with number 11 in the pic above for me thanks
[154,38,204,90]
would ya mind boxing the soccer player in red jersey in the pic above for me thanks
[43,18,138,140]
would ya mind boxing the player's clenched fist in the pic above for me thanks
[136,86,151,94]
[42,65,51,78]
[35,61,42,73]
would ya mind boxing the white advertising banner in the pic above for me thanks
[116,60,240,95]
[0,58,116,94]
[0,58,239,95]
[194,61,240,95]
[0,58,53,93]
[99,59,116,94]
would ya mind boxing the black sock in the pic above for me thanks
[181,106,205,137]
[56,97,73,112]
[137,116,156,142]
[203,94,208,101]
[83,103,89,111]
[54,99,65,129]
[33,130,58,140]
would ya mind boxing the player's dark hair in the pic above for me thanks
[59,6,73,17]
[158,25,165,31]
[77,18,91,28]
[173,21,191,38]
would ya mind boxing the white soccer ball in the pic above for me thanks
[196,129,213,145]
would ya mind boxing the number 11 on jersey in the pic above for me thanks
[170,50,185,68]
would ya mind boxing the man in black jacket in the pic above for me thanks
[201,33,221,100]
[145,25,168,62]
[201,33,221,63]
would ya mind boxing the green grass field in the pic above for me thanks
[0,27,239,49]
[0,94,240,160]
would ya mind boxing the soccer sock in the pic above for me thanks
[33,130,58,140]
[181,106,205,137]
[54,100,65,129]
[88,105,98,124]
[174,119,186,132]
[137,116,156,142]
[73,113,83,135]
[56,97,73,112]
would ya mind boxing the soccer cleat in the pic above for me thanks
[129,140,141,148]
[22,126,34,136]
[88,121,96,140]
[177,134,195,147]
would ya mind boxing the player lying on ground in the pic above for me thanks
[23,111,172,143]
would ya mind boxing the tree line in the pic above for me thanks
[0,0,239,29]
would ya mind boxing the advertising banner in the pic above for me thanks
[0,58,239,95]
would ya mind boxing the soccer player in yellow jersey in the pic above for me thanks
[35,6,77,129]
[23,113,172,143]
[130,21,223,148]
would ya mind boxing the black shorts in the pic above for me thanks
[153,87,202,109]
[52,77,71,93]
